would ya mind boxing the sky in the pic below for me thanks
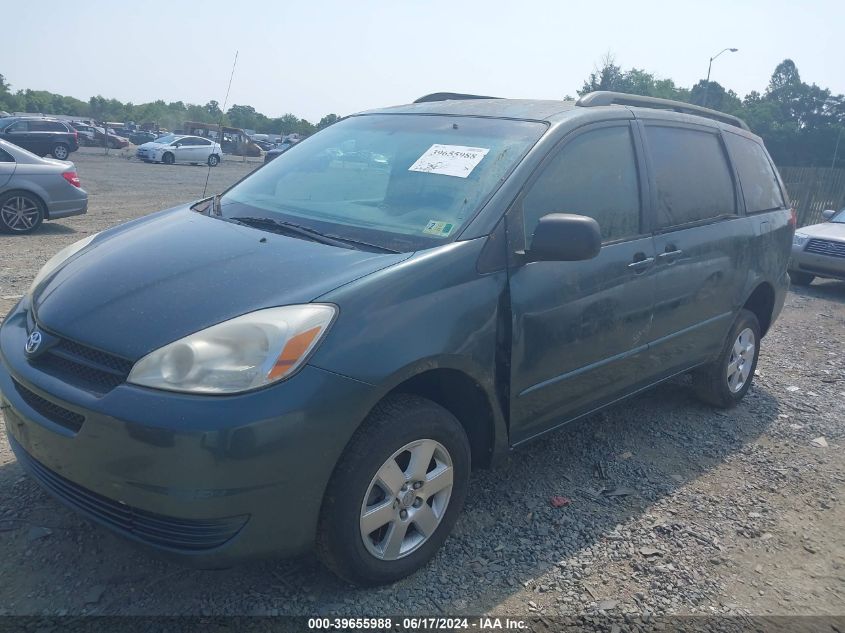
[4,0,844,123]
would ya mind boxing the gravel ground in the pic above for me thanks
[0,148,843,617]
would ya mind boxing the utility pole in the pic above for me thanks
[832,127,842,170]
[703,47,738,107]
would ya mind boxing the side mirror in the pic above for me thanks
[526,213,602,262]
[822,209,836,221]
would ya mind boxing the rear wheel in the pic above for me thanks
[208,154,220,167]
[788,270,814,286]
[316,394,470,586]
[692,309,761,408]
[162,152,175,165]
[51,143,69,160]
[0,191,45,234]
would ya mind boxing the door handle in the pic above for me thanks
[628,256,655,272]
[657,249,684,262]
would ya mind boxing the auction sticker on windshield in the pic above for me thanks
[409,144,490,178]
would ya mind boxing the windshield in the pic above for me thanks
[831,209,845,223]
[220,114,546,252]
[154,134,177,145]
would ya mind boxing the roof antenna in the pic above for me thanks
[203,50,239,199]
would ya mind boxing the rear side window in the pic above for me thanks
[725,133,785,212]
[523,125,641,243]
[30,120,66,132]
[645,126,736,228]
[4,121,28,133]
[192,137,212,146]
[0,148,14,162]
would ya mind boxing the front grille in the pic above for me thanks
[34,335,133,393]
[805,238,845,259]
[10,436,249,551]
[13,379,84,433]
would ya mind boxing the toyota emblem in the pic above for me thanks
[25,331,42,355]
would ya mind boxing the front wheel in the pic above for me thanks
[788,270,814,286]
[692,309,761,408]
[207,154,220,167]
[316,394,470,586]
[162,152,175,165]
[51,143,70,160]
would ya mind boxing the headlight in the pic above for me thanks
[29,233,98,295]
[793,233,809,247]
[127,304,337,394]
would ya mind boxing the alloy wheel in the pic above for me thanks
[53,145,69,159]
[1,195,41,232]
[726,327,755,393]
[360,439,454,561]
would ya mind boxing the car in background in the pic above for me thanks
[263,139,299,163]
[135,134,222,166]
[789,207,845,285]
[0,139,87,233]
[93,127,130,149]
[70,123,98,145]
[129,130,162,145]
[0,117,79,160]
[253,139,276,152]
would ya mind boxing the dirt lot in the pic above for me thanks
[0,148,843,618]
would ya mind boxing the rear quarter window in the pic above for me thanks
[645,125,736,228]
[724,133,785,212]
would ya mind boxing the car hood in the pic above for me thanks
[33,207,412,360]
[800,222,845,241]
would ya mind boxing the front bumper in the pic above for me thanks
[0,299,376,567]
[790,241,845,280]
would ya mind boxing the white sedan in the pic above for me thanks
[136,134,222,166]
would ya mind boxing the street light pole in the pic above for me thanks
[702,47,738,107]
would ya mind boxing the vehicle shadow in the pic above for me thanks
[0,378,779,616]
[789,279,845,305]
[35,224,78,236]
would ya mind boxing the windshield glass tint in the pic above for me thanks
[220,114,546,251]
[154,134,176,145]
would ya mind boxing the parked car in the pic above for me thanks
[0,117,79,160]
[263,139,299,163]
[0,139,87,233]
[70,123,98,145]
[788,207,845,285]
[0,92,792,585]
[253,139,276,152]
[92,127,129,149]
[135,134,222,166]
[128,130,161,145]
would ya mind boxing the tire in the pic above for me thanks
[0,191,45,234]
[207,154,220,167]
[692,309,761,408]
[316,394,470,586]
[788,270,814,286]
[162,152,175,165]
[51,143,70,160]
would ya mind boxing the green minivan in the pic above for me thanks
[0,91,793,585]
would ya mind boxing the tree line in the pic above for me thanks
[0,75,339,137]
[2,57,843,167]
[578,56,844,168]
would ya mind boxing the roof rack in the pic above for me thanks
[413,92,499,104]
[575,91,750,131]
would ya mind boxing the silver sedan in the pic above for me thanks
[0,139,88,234]
[789,208,845,285]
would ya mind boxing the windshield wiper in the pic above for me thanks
[228,216,357,249]
[229,216,400,253]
